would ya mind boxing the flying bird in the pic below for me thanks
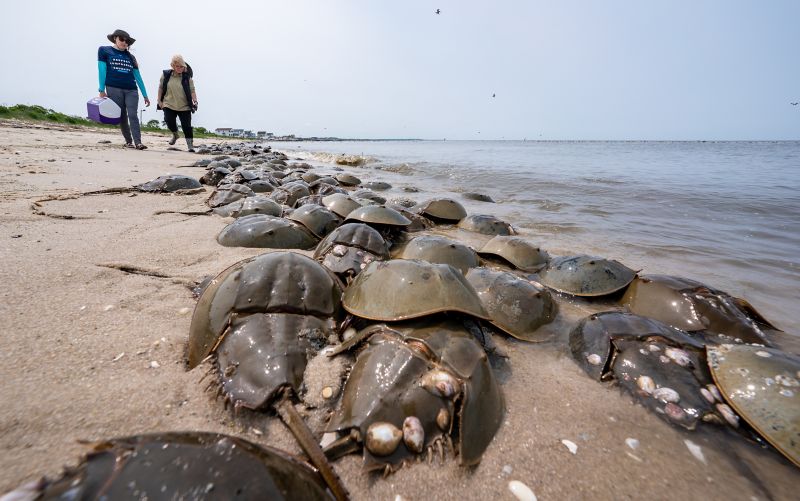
[435,9,441,14]
[492,93,496,98]
[792,102,799,106]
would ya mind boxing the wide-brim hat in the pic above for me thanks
[107,29,135,45]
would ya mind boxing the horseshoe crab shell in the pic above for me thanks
[217,214,318,249]
[212,196,283,218]
[395,235,479,274]
[569,312,717,430]
[621,274,777,346]
[477,236,549,271]
[207,183,254,208]
[465,267,557,341]
[188,252,343,368]
[413,198,467,223]
[352,189,387,205]
[707,344,800,466]
[327,319,503,468]
[270,182,311,207]
[136,174,202,192]
[344,205,411,227]
[342,260,489,322]
[457,214,514,236]
[335,173,361,186]
[322,193,362,218]
[538,255,637,296]
[12,432,334,500]
[313,223,390,278]
[287,204,341,238]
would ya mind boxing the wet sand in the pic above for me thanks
[0,121,797,500]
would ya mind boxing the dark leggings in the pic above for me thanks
[163,108,193,139]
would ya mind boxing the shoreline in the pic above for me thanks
[1,123,798,499]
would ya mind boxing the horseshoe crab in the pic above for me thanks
[477,236,549,272]
[313,222,390,280]
[136,174,202,192]
[538,255,637,296]
[462,192,495,203]
[413,198,467,223]
[344,205,412,228]
[353,189,387,205]
[342,260,489,322]
[6,432,335,500]
[362,181,392,191]
[213,196,283,218]
[465,267,557,341]
[323,193,362,218]
[395,235,480,274]
[325,318,504,470]
[208,183,254,208]
[621,274,777,346]
[707,344,800,466]
[569,311,725,430]
[457,214,514,236]
[217,214,318,249]
[287,204,341,238]
[271,181,311,207]
[335,173,361,186]
[200,165,231,186]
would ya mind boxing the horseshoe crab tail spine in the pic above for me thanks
[274,388,350,501]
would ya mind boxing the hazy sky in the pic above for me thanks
[1,1,798,140]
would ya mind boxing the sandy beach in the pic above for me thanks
[1,121,798,500]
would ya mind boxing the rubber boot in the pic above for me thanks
[186,138,195,152]
[169,131,179,145]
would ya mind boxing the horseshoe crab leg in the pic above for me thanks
[274,388,349,501]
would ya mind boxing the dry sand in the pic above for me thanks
[0,121,798,500]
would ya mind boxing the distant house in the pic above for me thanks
[257,131,267,138]
[214,127,233,136]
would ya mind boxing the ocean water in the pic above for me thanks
[270,140,800,334]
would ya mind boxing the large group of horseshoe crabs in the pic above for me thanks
[7,141,798,499]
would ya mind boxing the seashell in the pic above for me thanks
[586,353,603,366]
[561,439,578,455]
[365,422,403,456]
[664,402,686,422]
[332,244,347,257]
[665,347,692,367]
[625,438,640,450]
[508,480,538,501]
[700,387,715,404]
[652,387,680,403]
[684,439,706,464]
[402,416,425,453]
[716,403,740,428]
[436,408,450,431]
[706,384,723,402]
[420,370,460,398]
[647,344,661,352]
[636,375,655,394]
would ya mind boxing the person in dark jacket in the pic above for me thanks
[98,29,150,149]
[157,54,198,152]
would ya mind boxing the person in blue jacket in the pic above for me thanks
[98,29,151,149]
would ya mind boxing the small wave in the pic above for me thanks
[299,151,380,167]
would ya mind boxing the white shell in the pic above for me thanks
[586,353,603,365]
[700,387,715,404]
[716,402,740,428]
[420,370,460,398]
[561,439,578,454]
[402,416,425,453]
[707,384,723,402]
[684,439,707,464]
[652,387,680,403]
[508,480,538,501]
[636,375,655,394]
[665,347,692,366]
[365,421,403,456]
